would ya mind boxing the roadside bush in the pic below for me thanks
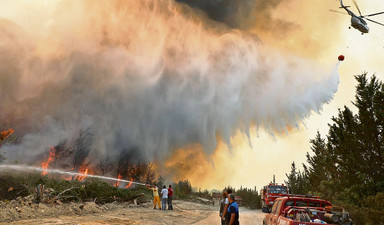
[338,192,384,225]
[192,190,213,200]
[235,188,261,209]
[0,172,152,204]
[173,180,192,199]
[0,173,36,200]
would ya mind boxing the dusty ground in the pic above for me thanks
[0,199,265,224]
[198,208,265,225]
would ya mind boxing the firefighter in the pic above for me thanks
[146,184,161,209]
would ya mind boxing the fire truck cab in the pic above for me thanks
[260,183,288,210]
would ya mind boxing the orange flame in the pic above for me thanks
[115,174,122,187]
[76,168,88,181]
[75,168,92,181]
[125,179,134,188]
[0,128,14,141]
[41,147,56,176]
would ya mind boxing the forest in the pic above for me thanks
[285,73,384,225]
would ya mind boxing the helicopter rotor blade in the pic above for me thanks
[366,18,384,27]
[329,9,349,15]
[362,11,384,18]
[353,0,363,17]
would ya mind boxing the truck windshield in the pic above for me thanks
[284,200,325,207]
[268,186,288,194]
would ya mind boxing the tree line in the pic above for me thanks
[285,73,384,224]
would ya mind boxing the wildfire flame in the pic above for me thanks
[125,179,134,188]
[115,174,122,187]
[114,174,133,188]
[74,167,93,181]
[40,147,130,185]
[41,147,56,176]
[0,128,14,142]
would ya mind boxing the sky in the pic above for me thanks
[0,0,384,191]
[164,0,384,190]
[239,0,384,190]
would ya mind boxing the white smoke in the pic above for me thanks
[0,0,339,163]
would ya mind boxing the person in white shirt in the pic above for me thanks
[160,185,168,211]
[222,188,233,223]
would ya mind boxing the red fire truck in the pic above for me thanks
[260,182,288,210]
[262,195,353,225]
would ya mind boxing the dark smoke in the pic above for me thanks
[175,0,293,31]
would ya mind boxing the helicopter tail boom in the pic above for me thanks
[339,0,350,9]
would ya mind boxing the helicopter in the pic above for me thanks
[330,0,384,34]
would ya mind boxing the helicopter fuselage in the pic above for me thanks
[351,16,369,33]
[342,4,370,33]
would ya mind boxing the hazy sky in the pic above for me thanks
[167,0,384,190]
[0,0,384,191]
[219,0,384,190]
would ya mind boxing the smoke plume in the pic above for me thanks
[0,0,339,165]
[176,0,292,30]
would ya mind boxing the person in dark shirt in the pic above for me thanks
[219,191,228,225]
[223,189,233,223]
[227,193,239,225]
[168,185,173,210]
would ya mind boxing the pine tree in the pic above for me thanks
[285,162,298,194]
[306,132,330,191]
[298,73,384,222]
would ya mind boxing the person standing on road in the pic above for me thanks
[219,191,228,225]
[168,185,173,210]
[146,185,161,210]
[227,193,240,225]
[160,185,168,210]
[222,188,232,223]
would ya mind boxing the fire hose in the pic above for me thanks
[1,164,217,211]
[0,164,149,186]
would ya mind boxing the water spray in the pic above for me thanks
[0,165,149,186]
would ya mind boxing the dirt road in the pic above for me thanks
[1,200,265,225]
[196,208,265,225]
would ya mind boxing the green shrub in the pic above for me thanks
[235,188,261,209]
[0,172,152,203]
[192,190,213,200]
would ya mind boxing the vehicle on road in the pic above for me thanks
[260,182,288,210]
[262,195,353,225]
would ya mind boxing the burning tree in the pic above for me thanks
[40,139,73,177]
[96,156,113,176]
[0,127,17,163]
[0,128,16,147]
[52,139,70,169]
[116,148,135,185]
[115,147,155,186]
[41,147,56,175]
[72,129,93,172]
[142,162,155,184]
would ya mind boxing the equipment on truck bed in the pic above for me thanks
[262,196,353,225]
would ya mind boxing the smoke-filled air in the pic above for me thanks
[0,0,339,170]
